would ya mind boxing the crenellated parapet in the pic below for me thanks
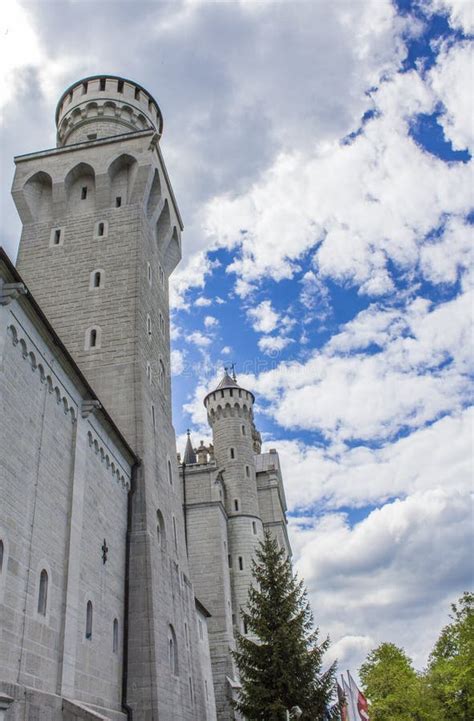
[55,75,163,147]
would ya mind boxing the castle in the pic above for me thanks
[0,75,290,721]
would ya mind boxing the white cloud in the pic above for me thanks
[250,288,473,442]
[195,296,212,307]
[429,41,474,153]
[247,300,280,333]
[258,335,294,354]
[204,315,219,328]
[427,0,474,34]
[201,58,471,299]
[289,483,472,673]
[171,348,186,375]
[272,406,472,511]
[186,330,212,347]
[221,345,232,355]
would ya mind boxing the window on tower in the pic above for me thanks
[115,196,122,207]
[81,186,88,200]
[252,521,257,535]
[245,465,250,478]
[82,82,88,94]
[134,87,140,100]
[99,78,106,91]
[97,222,105,236]
[37,569,48,616]
[147,315,152,337]
[241,424,246,436]
[117,79,124,93]
[90,329,97,347]
[230,448,235,459]
[53,229,61,245]
[234,499,239,512]
[85,600,93,639]
[113,618,119,653]
[238,556,244,571]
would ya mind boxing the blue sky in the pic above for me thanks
[1,0,472,678]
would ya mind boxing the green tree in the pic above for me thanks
[425,592,474,721]
[233,532,338,721]
[359,642,440,721]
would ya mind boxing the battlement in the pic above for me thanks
[55,75,163,147]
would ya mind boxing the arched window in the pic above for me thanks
[93,219,108,239]
[113,618,119,653]
[168,460,173,485]
[38,569,48,615]
[90,269,104,289]
[86,600,93,639]
[85,326,101,350]
[172,516,178,551]
[168,624,178,675]
[156,510,166,549]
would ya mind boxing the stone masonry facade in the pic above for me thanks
[0,75,291,721]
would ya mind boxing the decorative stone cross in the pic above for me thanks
[102,538,109,564]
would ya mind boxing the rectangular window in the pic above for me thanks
[117,79,124,93]
[151,404,156,429]
[134,87,140,100]
[82,82,88,94]
[234,499,239,512]
[53,229,61,245]
[87,133,97,140]
[81,186,88,200]
[115,196,122,207]
[99,78,106,91]
[228,554,232,568]
[245,465,250,478]
[238,556,243,571]
[252,521,257,535]
[230,448,235,459]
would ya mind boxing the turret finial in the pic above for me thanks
[231,363,237,381]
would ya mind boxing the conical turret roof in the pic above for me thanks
[183,430,197,464]
[204,367,255,405]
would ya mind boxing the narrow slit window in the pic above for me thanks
[81,186,88,200]
[234,499,239,512]
[243,619,248,635]
[115,196,122,207]
[134,87,140,100]
[151,404,156,429]
[117,79,124,93]
[93,271,101,288]
[229,389,233,397]
[82,81,88,94]
[99,78,106,91]
[85,600,93,639]
[90,329,97,347]
[230,448,235,460]
[113,618,118,653]
[97,222,105,237]
[173,516,178,551]
[245,465,250,478]
[238,556,243,571]
[147,315,152,337]
[53,229,61,245]
[0,539,3,573]
[168,460,173,485]
[252,521,257,535]
[37,569,48,615]
[241,424,246,436]
[228,554,232,568]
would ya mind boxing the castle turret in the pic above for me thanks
[204,371,264,634]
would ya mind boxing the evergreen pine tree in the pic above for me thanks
[233,532,338,721]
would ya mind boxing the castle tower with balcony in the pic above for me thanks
[181,370,291,720]
[9,75,213,721]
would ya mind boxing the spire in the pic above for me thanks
[183,429,197,465]
[215,366,239,390]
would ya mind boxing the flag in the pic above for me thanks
[342,676,358,721]
[348,671,370,721]
[337,681,349,721]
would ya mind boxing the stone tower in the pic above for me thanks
[11,76,211,721]
[182,371,291,720]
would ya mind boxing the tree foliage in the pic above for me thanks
[359,593,473,721]
[425,591,474,721]
[233,532,338,721]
